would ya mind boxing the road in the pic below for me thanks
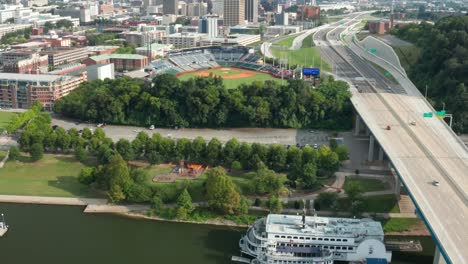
[314,14,468,264]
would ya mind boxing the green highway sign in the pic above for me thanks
[436,110,446,118]
[385,72,391,76]
[423,112,433,118]
[370,48,377,53]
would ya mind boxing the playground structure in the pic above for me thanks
[153,161,206,183]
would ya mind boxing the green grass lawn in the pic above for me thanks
[0,111,16,131]
[302,35,314,48]
[381,218,422,233]
[178,68,280,89]
[393,45,421,73]
[271,46,331,72]
[0,154,101,197]
[274,35,297,48]
[343,177,389,192]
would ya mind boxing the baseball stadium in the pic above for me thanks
[149,46,295,89]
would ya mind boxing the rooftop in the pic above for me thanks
[266,214,384,238]
[0,73,77,83]
[86,46,120,52]
[89,53,148,61]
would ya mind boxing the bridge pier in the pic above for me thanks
[378,146,384,160]
[433,247,447,264]
[354,115,361,136]
[368,135,375,161]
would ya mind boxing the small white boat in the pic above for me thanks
[0,213,8,237]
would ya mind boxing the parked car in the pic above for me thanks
[432,180,440,186]
[149,125,155,130]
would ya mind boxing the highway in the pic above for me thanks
[313,15,468,264]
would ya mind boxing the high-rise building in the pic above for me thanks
[200,15,218,39]
[223,0,245,26]
[244,0,257,23]
[163,0,178,15]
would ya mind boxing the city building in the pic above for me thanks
[229,25,260,34]
[368,20,391,35]
[162,32,205,49]
[186,2,207,17]
[47,63,86,75]
[84,54,149,72]
[86,63,115,81]
[15,12,79,27]
[180,25,199,33]
[199,33,260,46]
[21,0,48,7]
[239,214,392,264]
[0,72,86,109]
[0,24,31,38]
[244,0,258,23]
[265,25,301,37]
[39,47,89,67]
[2,53,48,74]
[224,0,245,26]
[275,11,288,25]
[86,45,120,56]
[0,4,32,23]
[122,30,167,46]
[0,49,38,66]
[135,43,172,60]
[199,15,219,39]
[296,5,320,21]
[211,0,223,15]
[163,0,178,15]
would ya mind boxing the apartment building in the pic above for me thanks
[84,54,148,72]
[39,47,89,67]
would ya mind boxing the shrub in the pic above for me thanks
[30,143,44,161]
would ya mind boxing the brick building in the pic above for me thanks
[84,54,148,72]
[0,73,86,110]
[3,53,49,74]
[368,20,391,34]
[39,47,89,67]
[296,6,320,21]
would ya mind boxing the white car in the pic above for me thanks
[149,125,155,130]
[313,144,318,149]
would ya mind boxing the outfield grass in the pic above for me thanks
[271,46,331,72]
[178,68,280,89]
[381,218,422,233]
[344,177,389,192]
[0,154,101,197]
[0,111,16,131]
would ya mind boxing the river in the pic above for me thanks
[0,203,434,264]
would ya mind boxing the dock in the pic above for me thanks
[231,256,251,263]
[385,240,423,252]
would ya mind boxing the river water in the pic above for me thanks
[0,203,434,264]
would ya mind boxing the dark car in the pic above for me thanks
[52,125,58,130]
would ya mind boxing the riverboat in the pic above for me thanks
[237,213,391,264]
[0,213,8,237]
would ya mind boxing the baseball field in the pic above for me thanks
[177,67,280,89]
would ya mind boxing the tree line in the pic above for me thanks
[391,16,468,132]
[53,74,353,130]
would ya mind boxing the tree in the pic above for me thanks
[287,146,303,180]
[74,146,87,162]
[9,146,20,161]
[301,162,317,188]
[78,167,96,185]
[317,146,340,176]
[222,138,240,165]
[177,189,194,214]
[30,143,44,161]
[126,183,152,203]
[116,138,135,161]
[108,184,125,203]
[268,195,283,213]
[267,144,287,171]
[252,167,284,194]
[151,196,164,211]
[335,145,349,161]
[316,192,339,209]
[231,161,242,171]
[101,154,132,198]
[344,181,364,202]
[204,167,242,215]
[206,138,222,165]
[190,136,206,163]
[81,128,92,140]
[238,142,252,169]
[175,138,191,160]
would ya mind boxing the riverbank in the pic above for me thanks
[0,194,429,235]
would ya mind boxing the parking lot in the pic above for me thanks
[52,117,333,147]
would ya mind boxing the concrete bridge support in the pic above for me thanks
[354,115,361,136]
[433,247,447,264]
[368,135,375,161]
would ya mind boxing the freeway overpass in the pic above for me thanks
[313,15,468,264]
